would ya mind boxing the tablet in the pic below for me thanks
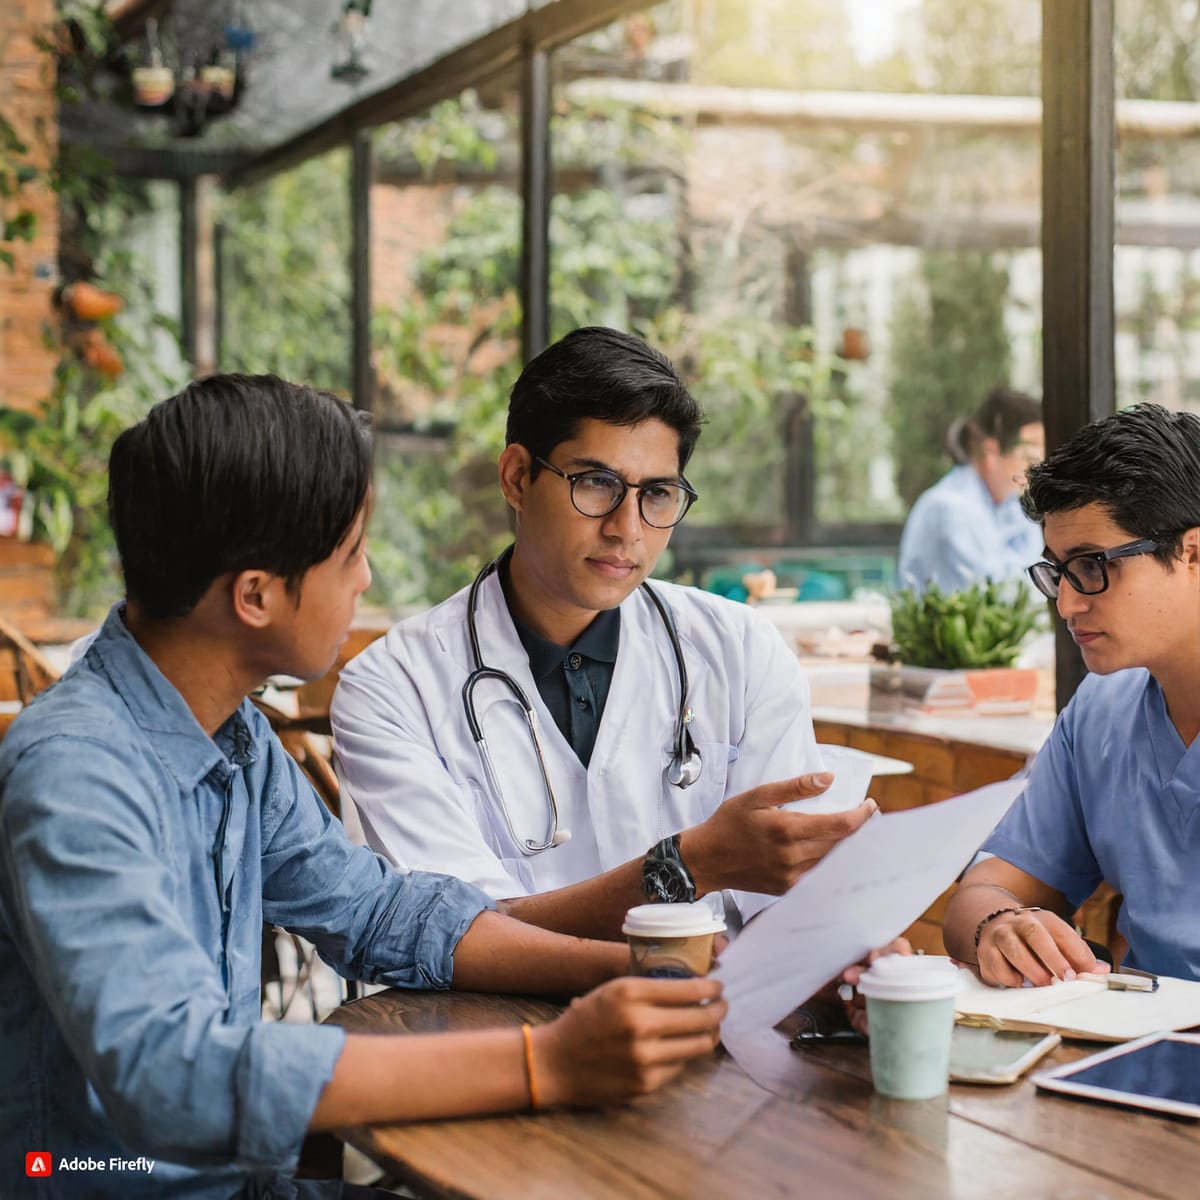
[1033,1033,1200,1118]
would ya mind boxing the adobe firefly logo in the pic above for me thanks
[26,1152,52,1177]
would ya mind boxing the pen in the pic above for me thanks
[1079,971,1159,992]
[789,1028,868,1048]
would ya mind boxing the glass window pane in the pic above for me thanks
[1115,1,1200,414]
[367,74,522,608]
[550,1,1043,570]
[220,148,352,396]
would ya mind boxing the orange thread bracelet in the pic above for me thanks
[521,1023,541,1111]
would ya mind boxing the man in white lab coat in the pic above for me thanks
[332,327,876,940]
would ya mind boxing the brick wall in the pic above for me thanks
[370,182,454,311]
[0,0,58,411]
[369,181,520,423]
[0,539,55,621]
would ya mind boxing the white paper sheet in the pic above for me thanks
[714,777,1022,1035]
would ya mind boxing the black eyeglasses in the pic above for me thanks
[1026,538,1161,599]
[534,457,698,529]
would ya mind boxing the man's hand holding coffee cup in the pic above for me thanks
[531,976,726,1108]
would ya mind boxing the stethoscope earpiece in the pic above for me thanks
[465,552,702,855]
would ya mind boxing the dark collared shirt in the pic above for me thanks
[500,566,621,768]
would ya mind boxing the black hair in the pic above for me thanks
[1021,402,1200,564]
[948,387,1042,462]
[505,326,704,475]
[108,373,372,620]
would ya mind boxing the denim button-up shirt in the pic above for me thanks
[0,605,492,1198]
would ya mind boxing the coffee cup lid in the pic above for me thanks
[622,902,726,938]
[854,953,962,1002]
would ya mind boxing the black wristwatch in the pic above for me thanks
[642,834,697,904]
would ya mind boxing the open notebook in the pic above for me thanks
[955,969,1200,1041]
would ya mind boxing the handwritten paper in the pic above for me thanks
[715,778,1022,1035]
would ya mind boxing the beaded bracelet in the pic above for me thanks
[973,905,1042,950]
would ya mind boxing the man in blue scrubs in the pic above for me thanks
[944,403,1200,984]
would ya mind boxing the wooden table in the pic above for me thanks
[325,989,1200,1200]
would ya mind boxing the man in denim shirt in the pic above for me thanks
[0,375,726,1199]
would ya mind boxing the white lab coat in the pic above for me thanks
[331,573,821,914]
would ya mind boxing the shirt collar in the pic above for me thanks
[572,605,621,664]
[956,463,1010,512]
[88,602,259,794]
[497,556,622,681]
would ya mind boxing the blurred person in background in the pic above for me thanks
[898,388,1044,593]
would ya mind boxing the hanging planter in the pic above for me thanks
[132,64,175,107]
[126,14,251,136]
[839,326,870,361]
[72,328,124,379]
[63,281,123,321]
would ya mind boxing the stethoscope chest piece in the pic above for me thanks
[666,727,703,789]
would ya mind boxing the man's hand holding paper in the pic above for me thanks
[681,772,877,897]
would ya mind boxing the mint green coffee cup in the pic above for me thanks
[856,955,961,1100]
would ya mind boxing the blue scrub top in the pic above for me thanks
[984,669,1200,980]
[898,464,1041,593]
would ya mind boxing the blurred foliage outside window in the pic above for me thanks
[25,0,1200,619]
[220,148,354,397]
[1,6,190,616]
[1114,0,1200,414]
[212,0,1200,612]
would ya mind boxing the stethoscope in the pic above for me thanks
[462,550,702,855]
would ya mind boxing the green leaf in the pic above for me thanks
[890,581,1044,669]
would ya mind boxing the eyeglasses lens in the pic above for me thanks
[1029,563,1060,599]
[1029,555,1109,599]
[1072,557,1107,593]
[640,484,689,527]
[570,473,690,528]
[570,472,625,517]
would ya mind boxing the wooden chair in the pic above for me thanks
[249,694,342,819]
[277,727,342,819]
[0,612,59,706]
[1075,882,1128,968]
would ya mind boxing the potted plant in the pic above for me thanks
[875,581,1044,714]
